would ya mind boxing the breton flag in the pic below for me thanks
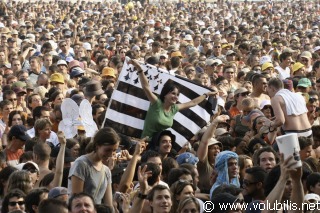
[103,60,215,147]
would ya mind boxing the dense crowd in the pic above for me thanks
[1,0,320,213]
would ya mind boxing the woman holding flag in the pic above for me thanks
[130,59,217,139]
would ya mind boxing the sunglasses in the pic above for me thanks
[99,41,107,43]
[214,46,221,48]
[309,97,319,103]
[9,201,25,206]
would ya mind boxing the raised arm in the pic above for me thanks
[118,139,146,193]
[177,91,217,111]
[128,165,151,213]
[131,59,158,104]
[50,131,66,187]
[197,115,229,162]
[262,154,298,213]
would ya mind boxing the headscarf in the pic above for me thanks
[210,151,240,199]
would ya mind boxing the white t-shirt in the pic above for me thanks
[275,66,290,80]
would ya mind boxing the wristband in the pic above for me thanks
[137,192,148,199]
[203,93,208,98]
[137,70,143,73]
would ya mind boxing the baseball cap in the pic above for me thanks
[184,34,193,41]
[8,125,31,142]
[83,42,92,51]
[48,187,68,199]
[297,78,312,88]
[70,67,85,78]
[314,46,320,52]
[57,60,68,66]
[259,56,272,65]
[176,152,199,165]
[300,51,312,59]
[304,193,320,202]
[260,100,271,110]
[226,50,236,56]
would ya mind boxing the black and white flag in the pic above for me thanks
[103,61,215,147]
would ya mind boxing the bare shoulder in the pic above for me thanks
[271,95,284,104]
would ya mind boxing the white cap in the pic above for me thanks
[57,60,68,66]
[259,56,272,65]
[260,100,271,109]
[83,42,92,51]
[184,34,193,41]
[314,46,320,52]
[147,39,154,45]
[304,193,320,202]
[164,26,170,32]
[203,30,211,35]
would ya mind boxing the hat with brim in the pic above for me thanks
[102,67,116,78]
[84,80,104,97]
[13,87,27,95]
[261,62,273,71]
[292,62,304,72]
[171,51,183,58]
[214,128,229,137]
[234,87,248,96]
[208,138,223,148]
[150,130,176,150]
[50,73,65,84]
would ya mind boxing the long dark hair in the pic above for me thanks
[159,80,179,103]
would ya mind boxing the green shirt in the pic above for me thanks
[141,98,179,138]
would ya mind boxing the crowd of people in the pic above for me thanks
[1,0,320,213]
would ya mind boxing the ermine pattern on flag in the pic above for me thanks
[103,61,213,147]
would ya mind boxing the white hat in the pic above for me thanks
[259,56,272,65]
[16,161,40,172]
[83,42,92,51]
[164,26,170,32]
[304,193,320,202]
[314,46,320,52]
[260,100,271,109]
[57,60,68,66]
[147,20,155,25]
[147,39,154,45]
[203,30,211,35]
[184,34,193,41]
[215,128,229,137]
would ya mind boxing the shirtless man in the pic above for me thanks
[266,78,311,137]
[250,74,270,107]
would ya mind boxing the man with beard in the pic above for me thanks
[209,150,240,199]
[242,166,267,202]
